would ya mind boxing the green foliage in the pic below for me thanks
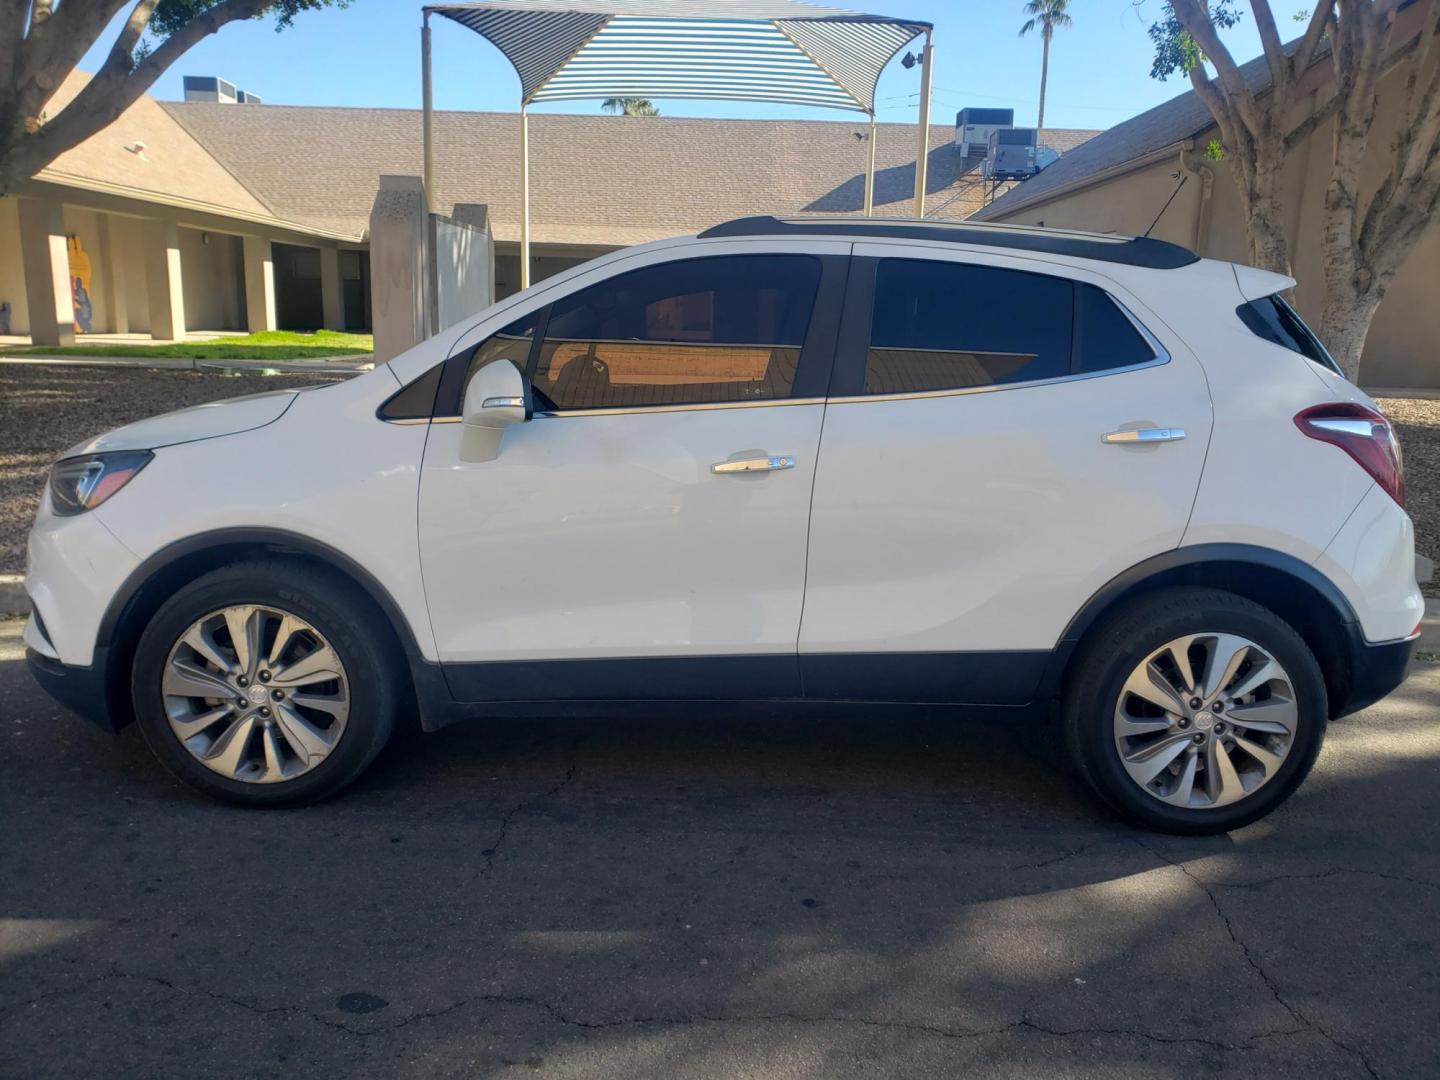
[149,0,346,38]
[1203,137,1226,161]
[601,97,659,116]
[1148,0,1244,80]
[1018,0,1073,38]
[2,330,373,361]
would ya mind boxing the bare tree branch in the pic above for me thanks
[18,0,133,121]
[1250,0,1291,96]
[7,0,271,180]
[1293,2,1337,79]
[1172,0,1269,134]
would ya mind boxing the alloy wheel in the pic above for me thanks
[1112,633,1298,808]
[161,605,350,784]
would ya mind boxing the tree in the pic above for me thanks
[1,1,342,193]
[1019,0,1073,128]
[1151,0,1440,380]
[601,97,658,116]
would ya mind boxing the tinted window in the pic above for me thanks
[534,255,820,410]
[378,363,441,420]
[866,260,1072,394]
[1073,283,1156,373]
[465,313,538,388]
[1238,295,1342,375]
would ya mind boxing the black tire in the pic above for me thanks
[1063,587,1327,835]
[130,560,402,806]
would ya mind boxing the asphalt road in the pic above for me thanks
[2,618,1437,1080]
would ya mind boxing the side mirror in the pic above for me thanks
[460,358,531,462]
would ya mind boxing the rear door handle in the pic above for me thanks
[1102,427,1186,445]
[711,455,795,475]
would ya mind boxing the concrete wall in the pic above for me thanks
[980,4,1440,389]
[432,212,494,331]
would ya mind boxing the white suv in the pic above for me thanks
[24,217,1422,833]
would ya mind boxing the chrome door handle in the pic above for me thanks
[711,455,795,475]
[1102,427,1186,445]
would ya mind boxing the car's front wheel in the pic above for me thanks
[1063,587,1327,834]
[130,560,401,805]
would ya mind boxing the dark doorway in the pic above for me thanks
[340,250,371,332]
[273,242,324,330]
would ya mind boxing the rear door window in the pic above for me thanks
[860,260,1159,395]
[865,260,1072,394]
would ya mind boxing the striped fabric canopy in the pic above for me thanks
[427,0,930,114]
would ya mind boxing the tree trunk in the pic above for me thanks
[1317,283,1385,382]
[1037,29,1050,129]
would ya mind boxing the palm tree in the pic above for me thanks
[1018,0,1072,130]
[601,98,659,117]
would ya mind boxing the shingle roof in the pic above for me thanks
[972,44,1296,220]
[160,100,1096,245]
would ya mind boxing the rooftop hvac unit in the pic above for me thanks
[984,127,1039,180]
[955,107,1014,157]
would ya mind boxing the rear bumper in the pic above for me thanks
[1333,632,1415,719]
[26,646,123,733]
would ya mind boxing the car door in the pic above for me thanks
[799,244,1213,703]
[418,242,848,701]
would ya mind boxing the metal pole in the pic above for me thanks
[519,104,531,290]
[863,113,877,216]
[421,12,434,211]
[913,29,933,218]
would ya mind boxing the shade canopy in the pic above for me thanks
[426,0,930,114]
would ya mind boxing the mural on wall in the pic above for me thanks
[67,235,93,333]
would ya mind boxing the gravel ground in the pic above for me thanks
[0,365,351,574]
[1,367,1435,581]
[1376,397,1440,577]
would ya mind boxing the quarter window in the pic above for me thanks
[533,255,820,410]
[863,260,1157,395]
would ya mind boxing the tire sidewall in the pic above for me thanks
[131,565,395,806]
[1069,593,1328,834]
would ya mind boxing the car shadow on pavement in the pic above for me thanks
[2,645,1438,1079]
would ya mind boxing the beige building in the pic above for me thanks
[1,70,1095,346]
[1,73,365,345]
[971,4,1439,390]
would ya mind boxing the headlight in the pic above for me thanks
[49,450,153,516]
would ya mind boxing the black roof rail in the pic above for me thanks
[697,215,1200,270]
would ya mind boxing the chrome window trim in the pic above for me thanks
[825,353,1170,406]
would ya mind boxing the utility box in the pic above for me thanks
[984,127,1039,180]
[955,107,1014,157]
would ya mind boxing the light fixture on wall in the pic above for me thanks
[202,232,210,245]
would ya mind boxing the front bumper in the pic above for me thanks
[26,644,124,733]
[1333,632,1416,719]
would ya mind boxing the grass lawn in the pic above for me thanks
[1,329,373,361]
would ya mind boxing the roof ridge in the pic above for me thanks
[160,101,286,219]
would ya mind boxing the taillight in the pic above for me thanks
[1295,403,1405,508]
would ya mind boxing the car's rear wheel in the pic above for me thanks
[1063,587,1327,834]
[131,561,401,805]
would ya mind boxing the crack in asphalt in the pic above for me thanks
[479,737,586,875]
[1005,842,1101,871]
[0,970,1336,1059]
[1135,839,1383,1080]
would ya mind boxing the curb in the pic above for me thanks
[0,575,28,618]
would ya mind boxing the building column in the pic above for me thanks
[16,197,75,346]
[96,215,129,334]
[242,235,277,333]
[319,246,344,331]
[142,219,185,341]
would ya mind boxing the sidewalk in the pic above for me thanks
[0,353,374,374]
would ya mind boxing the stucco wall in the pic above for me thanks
[179,227,243,330]
[0,198,29,335]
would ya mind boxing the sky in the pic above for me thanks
[77,1,1310,132]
